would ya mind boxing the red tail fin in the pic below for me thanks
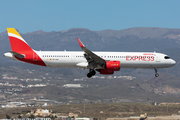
[7,28,33,53]
[7,28,46,66]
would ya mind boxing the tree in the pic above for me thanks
[17,115,22,118]
[29,114,35,119]
[6,114,10,119]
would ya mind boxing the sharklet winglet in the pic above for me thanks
[77,38,85,48]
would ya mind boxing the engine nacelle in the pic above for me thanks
[105,61,120,71]
[100,69,114,74]
[100,61,120,74]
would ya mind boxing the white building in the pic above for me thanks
[63,84,82,88]
[75,118,90,120]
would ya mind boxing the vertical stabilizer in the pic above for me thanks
[7,28,32,53]
[6,28,46,66]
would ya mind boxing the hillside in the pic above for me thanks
[19,73,180,103]
[1,63,180,103]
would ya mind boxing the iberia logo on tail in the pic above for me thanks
[7,28,46,66]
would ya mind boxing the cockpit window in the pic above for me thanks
[164,56,170,59]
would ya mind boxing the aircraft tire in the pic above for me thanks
[87,73,92,78]
[91,70,96,76]
[155,73,159,77]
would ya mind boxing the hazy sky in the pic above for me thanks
[0,0,180,33]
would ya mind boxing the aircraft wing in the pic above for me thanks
[77,38,106,69]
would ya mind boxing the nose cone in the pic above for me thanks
[171,59,176,66]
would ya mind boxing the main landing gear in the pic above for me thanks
[87,69,96,78]
[154,68,159,77]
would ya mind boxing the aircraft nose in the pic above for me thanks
[171,59,176,66]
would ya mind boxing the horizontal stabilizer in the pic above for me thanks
[9,51,25,58]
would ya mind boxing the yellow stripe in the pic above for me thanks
[7,28,23,39]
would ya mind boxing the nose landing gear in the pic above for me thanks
[154,68,159,77]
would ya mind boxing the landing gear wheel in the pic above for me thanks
[155,73,159,77]
[87,69,96,78]
[91,70,96,76]
[87,73,92,78]
[154,68,159,77]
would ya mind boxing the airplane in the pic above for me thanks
[4,28,176,78]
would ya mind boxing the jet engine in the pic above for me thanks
[100,61,120,74]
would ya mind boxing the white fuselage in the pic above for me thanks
[4,51,176,69]
[33,51,175,69]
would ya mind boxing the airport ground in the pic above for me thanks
[1,103,180,119]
